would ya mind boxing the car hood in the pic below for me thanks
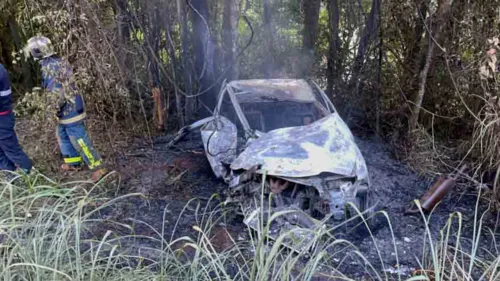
[230,113,368,180]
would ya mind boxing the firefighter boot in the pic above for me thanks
[91,168,108,183]
[60,163,82,172]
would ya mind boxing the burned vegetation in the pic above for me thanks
[1,0,500,280]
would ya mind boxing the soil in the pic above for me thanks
[79,131,500,279]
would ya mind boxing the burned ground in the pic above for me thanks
[92,132,498,279]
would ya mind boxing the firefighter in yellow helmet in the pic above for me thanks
[26,36,107,182]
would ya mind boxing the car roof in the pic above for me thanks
[227,79,318,103]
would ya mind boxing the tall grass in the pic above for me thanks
[0,171,498,280]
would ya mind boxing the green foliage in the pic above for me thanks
[0,0,499,203]
[14,89,49,119]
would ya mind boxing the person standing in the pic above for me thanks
[0,63,32,174]
[25,36,106,182]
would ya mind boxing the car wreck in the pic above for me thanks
[170,79,372,249]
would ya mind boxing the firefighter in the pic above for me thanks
[25,36,106,182]
[0,63,32,174]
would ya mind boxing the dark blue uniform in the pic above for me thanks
[40,56,86,125]
[40,57,102,170]
[0,64,32,173]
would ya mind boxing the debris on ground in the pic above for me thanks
[405,165,467,214]
[101,130,499,279]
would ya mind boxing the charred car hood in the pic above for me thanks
[230,114,368,180]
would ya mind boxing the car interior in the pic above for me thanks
[219,97,322,134]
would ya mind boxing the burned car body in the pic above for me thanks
[172,79,371,243]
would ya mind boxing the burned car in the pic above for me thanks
[171,79,372,245]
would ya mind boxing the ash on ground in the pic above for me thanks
[96,132,498,278]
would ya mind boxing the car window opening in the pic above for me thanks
[220,93,323,134]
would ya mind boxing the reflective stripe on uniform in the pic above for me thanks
[59,112,86,125]
[64,156,83,164]
[77,138,101,169]
[91,160,102,170]
[0,89,12,96]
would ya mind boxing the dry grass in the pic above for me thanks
[15,115,139,178]
[404,126,455,177]
[470,94,500,209]
[0,171,498,280]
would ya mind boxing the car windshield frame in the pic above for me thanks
[214,80,334,136]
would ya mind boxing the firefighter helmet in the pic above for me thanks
[26,36,55,59]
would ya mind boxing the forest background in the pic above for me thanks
[1,0,499,203]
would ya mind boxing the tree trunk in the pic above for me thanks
[301,0,321,76]
[0,28,14,69]
[0,0,15,68]
[406,1,429,74]
[408,0,452,132]
[177,0,194,123]
[349,0,381,92]
[376,3,383,137]
[146,2,161,89]
[404,1,429,99]
[111,0,131,84]
[164,8,184,128]
[263,0,275,77]
[7,16,33,90]
[149,6,165,131]
[191,0,216,116]
[326,0,341,99]
[223,0,240,81]
[113,0,130,46]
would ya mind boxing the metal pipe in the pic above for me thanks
[405,165,467,214]
[420,165,467,212]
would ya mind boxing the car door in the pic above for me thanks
[200,116,238,180]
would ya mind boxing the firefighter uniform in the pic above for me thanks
[0,64,32,173]
[40,56,103,172]
[26,36,105,181]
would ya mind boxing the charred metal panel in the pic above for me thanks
[200,116,237,179]
[228,79,318,104]
[230,113,368,180]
